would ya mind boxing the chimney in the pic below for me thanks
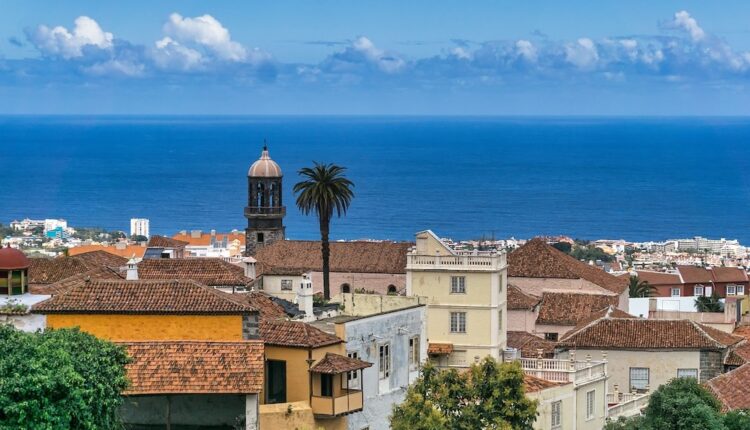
[126,256,139,281]
[242,257,257,279]
[298,273,314,321]
[190,230,202,238]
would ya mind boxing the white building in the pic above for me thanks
[43,219,68,233]
[130,218,150,238]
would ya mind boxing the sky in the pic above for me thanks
[2,1,750,115]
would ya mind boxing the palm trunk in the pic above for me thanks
[320,215,331,301]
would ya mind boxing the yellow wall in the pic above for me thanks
[261,343,345,404]
[46,314,244,341]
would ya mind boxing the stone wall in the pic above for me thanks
[242,313,260,339]
[699,350,724,382]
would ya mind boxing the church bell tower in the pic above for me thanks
[244,145,285,255]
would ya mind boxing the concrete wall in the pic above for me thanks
[262,272,407,301]
[558,349,700,393]
[528,370,607,430]
[338,293,427,317]
[121,394,253,428]
[259,401,317,430]
[508,309,537,333]
[340,306,427,430]
[46,314,244,341]
[0,313,45,332]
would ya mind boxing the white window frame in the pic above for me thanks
[629,367,649,391]
[378,343,391,380]
[450,276,466,294]
[551,400,562,428]
[408,336,420,370]
[280,279,293,291]
[450,312,466,333]
[671,287,681,297]
[586,390,595,420]
[727,285,736,295]
[694,285,704,296]
[677,368,698,379]
[738,285,745,295]
[346,351,360,388]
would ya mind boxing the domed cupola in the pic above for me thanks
[0,245,30,296]
[248,146,282,178]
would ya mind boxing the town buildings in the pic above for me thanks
[130,218,150,238]
[406,229,508,366]
[173,229,246,259]
[245,146,286,255]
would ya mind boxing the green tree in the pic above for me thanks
[0,326,130,429]
[628,275,656,298]
[130,234,148,242]
[642,377,724,430]
[551,242,572,253]
[390,359,537,430]
[293,163,354,301]
[695,292,724,312]
[724,410,750,430]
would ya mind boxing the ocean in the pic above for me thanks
[1,115,750,243]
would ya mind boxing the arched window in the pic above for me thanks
[269,183,275,207]
[387,285,397,295]
[341,283,351,294]
[256,183,265,207]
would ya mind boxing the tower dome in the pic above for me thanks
[248,146,282,178]
[0,246,29,270]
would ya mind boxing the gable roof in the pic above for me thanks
[120,341,264,395]
[677,265,713,284]
[72,250,128,267]
[255,240,411,276]
[310,352,372,374]
[706,363,750,411]
[507,284,541,311]
[536,292,619,326]
[134,258,251,287]
[218,291,288,320]
[559,317,744,350]
[68,244,146,259]
[147,235,188,249]
[32,279,256,315]
[259,319,342,348]
[523,374,566,393]
[710,267,749,283]
[724,342,750,367]
[28,252,127,285]
[172,232,246,247]
[507,331,557,357]
[29,265,122,295]
[508,239,627,294]
[623,270,682,286]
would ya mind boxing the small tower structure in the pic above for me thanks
[244,145,286,255]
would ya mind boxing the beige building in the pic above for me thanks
[557,311,745,394]
[406,230,507,366]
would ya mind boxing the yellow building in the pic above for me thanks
[406,230,507,367]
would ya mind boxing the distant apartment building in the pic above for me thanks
[406,230,507,367]
[627,266,749,301]
[130,218,150,238]
[43,219,67,233]
[172,230,246,259]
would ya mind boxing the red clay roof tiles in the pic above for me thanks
[310,352,372,374]
[706,363,750,411]
[259,319,342,348]
[507,331,557,358]
[535,292,619,326]
[507,284,541,310]
[135,258,251,287]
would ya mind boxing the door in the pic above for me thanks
[266,360,287,404]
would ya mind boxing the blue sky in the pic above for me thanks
[2,1,750,115]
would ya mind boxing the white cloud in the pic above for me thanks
[565,38,599,69]
[152,37,204,71]
[451,46,471,60]
[85,59,144,77]
[30,16,113,59]
[515,40,537,62]
[163,13,247,62]
[673,11,705,42]
[352,36,405,73]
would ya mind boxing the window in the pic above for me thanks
[671,287,681,297]
[320,374,333,397]
[630,367,649,391]
[728,285,736,295]
[551,401,562,428]
[257,232,264,243]
[341,283,351,294]
[347,351,360,384]
[694,285,704,296]
[545,332,559,341]
[379,344,391,380]
[280,279,293,291]
[450,276,466,294]
[450,312,466,333]
[498,274,504,293]
[409,336,420,370]
[677,368,698,379]
[738,285,745,295]
[586,390,595,419]
[498,310,503,332]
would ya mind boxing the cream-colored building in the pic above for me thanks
[406,230,507,366]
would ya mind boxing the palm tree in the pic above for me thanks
[628,275,656,298]
[695,292,724,313]
[294,163,354,301]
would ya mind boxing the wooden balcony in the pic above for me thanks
[311,389,363,417]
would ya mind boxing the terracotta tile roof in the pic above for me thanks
[68,244,146,259]
[310,352,372,374]
[508,239,628,294]
[724,342,750,367]
[147,235,188,248]
[733,325,750,340]
[217,291,288,320]
[507,331,557,357]
[559,317,744,350]
[711,267,749,283]
[120,341,263,395]
[677,265,713,283]
[32,279,256,315]
[172,232,246,247]
[259,319,342,348]
[29,266,122,295]
[523,374,566,393]
[507,284,541,310]
[535,292,619,326]
[624,270,682,286]
[427,343,453,355]
[706,363,750,411]
[28,252,126,285]
[135,258,251,287]
[255,240,411,276]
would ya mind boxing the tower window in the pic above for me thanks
[257,233,265,243]
[341,283,351,293]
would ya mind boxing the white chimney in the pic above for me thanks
[242,257,257,279]
[126,256,139,281]
[298,273,314,321]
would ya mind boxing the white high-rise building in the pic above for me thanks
[130,218,150,238]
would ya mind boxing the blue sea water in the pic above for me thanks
[1,115,750,243]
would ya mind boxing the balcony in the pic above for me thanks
[406,252,507,272]
[518,355,607,386]
[311,389,363,417]
[607,390,650,418]
[244,206,286,218]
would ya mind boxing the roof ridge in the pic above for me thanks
[690,320,740,348]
